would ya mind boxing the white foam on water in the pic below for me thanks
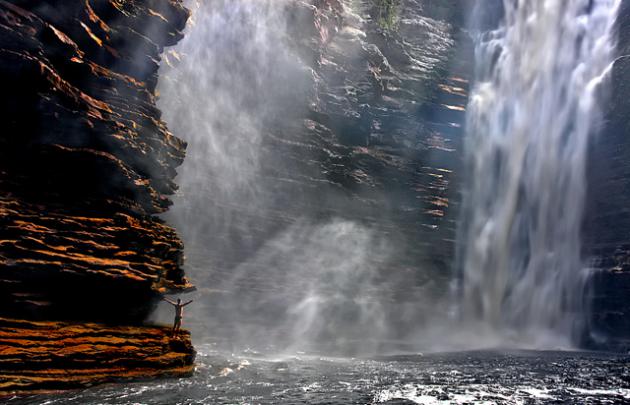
[567,387,630,398]
[373,383,630,404]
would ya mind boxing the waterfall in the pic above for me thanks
[458,0,620,346]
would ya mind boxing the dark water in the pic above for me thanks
[8,347,630,404]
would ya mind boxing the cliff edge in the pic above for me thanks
[0,0,194,394]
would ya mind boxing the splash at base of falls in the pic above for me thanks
[457,0,621,347]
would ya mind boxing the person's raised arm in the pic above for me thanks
[183,300,194,307]
[162,297,177,306]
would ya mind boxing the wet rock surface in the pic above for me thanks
[158,0,473,345]
[0,318,194,394]
[584,0,630,351]
[0,0,194,393]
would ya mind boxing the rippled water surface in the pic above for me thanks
[9,347,630,404]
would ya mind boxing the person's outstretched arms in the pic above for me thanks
[162,297,177,306]
[183,300,194,307]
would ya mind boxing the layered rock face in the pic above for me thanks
[289,0,472,323]
[0,0,194,393]
[0,318,194,393]
[292,0,470,272]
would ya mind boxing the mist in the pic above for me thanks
[152,0,458,356]
[150,0,622,356]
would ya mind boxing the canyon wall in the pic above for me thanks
[1,0,629,395]
[156,0,630,351]
[0,0,194,394]
[157,0,472,350]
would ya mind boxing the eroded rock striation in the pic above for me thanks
[0,0,194,393]
[290,0,472,302]
[0,318,194,393]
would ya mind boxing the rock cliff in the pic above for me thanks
[157,0,472,348]
[0,318,194,393]
[0,0,194,394]
[584,0,630,350]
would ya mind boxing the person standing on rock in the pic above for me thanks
[163,297,193,337]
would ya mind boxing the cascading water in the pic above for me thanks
[458,0,620,346]
[156,0,621,354]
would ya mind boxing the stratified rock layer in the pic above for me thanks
[0,0,194,393]
[158,0,471,345]
[0,318,194,394]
